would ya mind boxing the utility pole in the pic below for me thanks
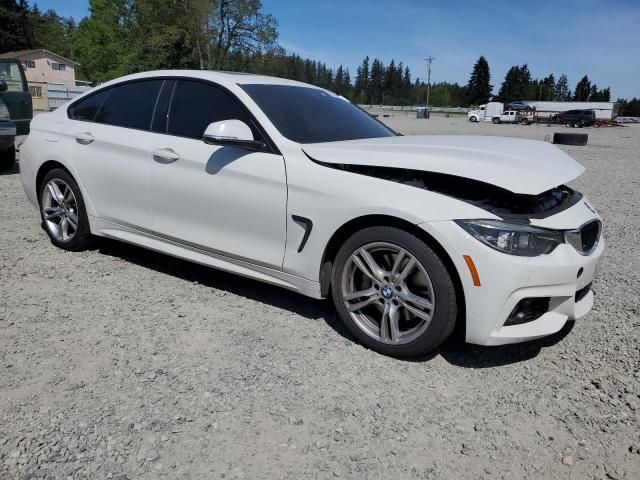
[425,56,434,117]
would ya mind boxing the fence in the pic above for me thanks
[46,84,91,110]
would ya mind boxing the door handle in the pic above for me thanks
[152,148,180,162]
[75,132,95,145]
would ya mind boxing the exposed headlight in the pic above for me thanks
[456,219,565,256]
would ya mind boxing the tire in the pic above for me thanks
[552,132,588,146]
[520,118,529,125]
[38,168,93,251]
[492,118,500,124]
[331,226,457,358]
[0,146,16,171]
[469,116,477,123]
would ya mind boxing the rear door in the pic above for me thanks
[0,59,32,135]
[67,79,163,230]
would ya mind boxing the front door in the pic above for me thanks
[148,79,287,269]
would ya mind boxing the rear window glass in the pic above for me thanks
[95,80,163,130]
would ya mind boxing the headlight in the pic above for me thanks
[456,219,565,256]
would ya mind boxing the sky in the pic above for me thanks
[31,0,640,99]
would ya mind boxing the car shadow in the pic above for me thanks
[0,161,19,175]
[205,146,250,174]
[435,320,575,368]
[96,238,337,325]
[95,238,575,368]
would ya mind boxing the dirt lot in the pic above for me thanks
[1,118,639,479]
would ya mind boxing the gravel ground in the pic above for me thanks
[1,118,639,479]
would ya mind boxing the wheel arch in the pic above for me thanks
[319,214,466,334]
[36,160,73,200]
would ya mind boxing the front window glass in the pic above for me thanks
[240,84,396,144]
[0,61,26,92]
[167,80,255,139]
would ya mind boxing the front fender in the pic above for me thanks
[282,149,494,282]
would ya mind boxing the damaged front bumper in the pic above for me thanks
[419,199,604,346]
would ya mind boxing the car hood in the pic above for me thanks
[302,135,585,195]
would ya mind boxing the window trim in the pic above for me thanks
[67,76,280,155]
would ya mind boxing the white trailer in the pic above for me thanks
[523,101,618,120]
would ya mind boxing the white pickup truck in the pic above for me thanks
[493,111,523,124]
[468,102,531,125]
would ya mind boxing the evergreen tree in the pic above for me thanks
[554,74,571,101]
[497,64,532,102]
[465,55,492,105]
[369,58,384,104]
[574,75,591,101]
[355,56,370,103]
[383,59,396,96]
[542,74,555,100]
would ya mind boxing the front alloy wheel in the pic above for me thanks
[341,242,435,345]
[332,227,457,357]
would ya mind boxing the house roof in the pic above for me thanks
[0,49,79,65]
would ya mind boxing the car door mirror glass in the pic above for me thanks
[0,80,7,92]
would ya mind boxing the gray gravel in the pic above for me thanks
[1,118,639,479]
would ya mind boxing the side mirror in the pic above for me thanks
[0,81,7,92]
[202,120,266,151]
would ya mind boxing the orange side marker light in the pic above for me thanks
[463,255,481,287]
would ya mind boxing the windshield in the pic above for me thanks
[241,84,396,144]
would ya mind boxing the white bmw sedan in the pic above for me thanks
[20,71,604,357]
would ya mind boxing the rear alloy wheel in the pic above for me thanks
[332,227,457,357]
[39,169,93,251]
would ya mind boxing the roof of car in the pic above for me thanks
[97,70,319,89]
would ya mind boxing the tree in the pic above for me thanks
[465,55,492,105]
[539,73,555,100]
[554,74,571,101]
[573,75,591,101]
[497,64,532,102]
[210,0,278,70]
[0,0,36,51]
[73,0,135,83]
[369,58,384,104]
[32,9,76,59]
[128,0,208,71]
[355,56,370,103]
